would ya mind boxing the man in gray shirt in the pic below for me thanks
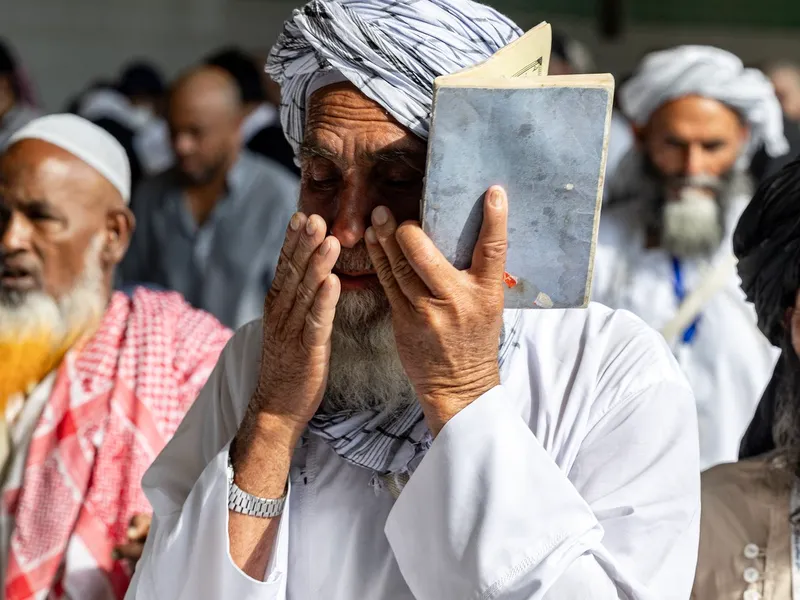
[121,66,298,329]
[0,40,39,150]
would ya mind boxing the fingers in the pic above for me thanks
[366,227,407,309]
[469,186,508,282]
[394,221,457,298]
[286,235,341,332]
[267,213,307,304]
[113,542,144,562]
[302,274,341,349]
[367,206,429,302]
[127,514,151,541]
[270,214,328,324]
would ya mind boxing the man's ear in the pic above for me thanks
[739,122,752,148]
[102,207,135,268]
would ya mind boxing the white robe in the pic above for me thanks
[127,305,700,600]
[593,195,779,471]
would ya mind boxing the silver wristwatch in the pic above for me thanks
[227,457,287,518]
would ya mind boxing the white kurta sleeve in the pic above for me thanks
[384,383,700,600]
[125,321,292,600]
[126,446,291,600]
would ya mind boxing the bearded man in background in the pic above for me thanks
[0,114,230,599]
[693,157,800,597]
[593,46,788,470]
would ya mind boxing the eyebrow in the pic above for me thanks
[299,141,427,170]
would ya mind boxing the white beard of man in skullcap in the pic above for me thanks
[0,233,107,415]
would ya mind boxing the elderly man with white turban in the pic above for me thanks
[0,114,231,600]
[593,46,788,471]
[128,2,700,599]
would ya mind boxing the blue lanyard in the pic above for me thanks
[672,257,700,344]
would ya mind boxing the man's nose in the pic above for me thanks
[173,133,195,157]
[0,211,32,253]
[329,184,371,249]
[683,144,707,177]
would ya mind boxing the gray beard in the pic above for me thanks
[0,234,107,352]
[606,149,753,259]
[323,287,417,415]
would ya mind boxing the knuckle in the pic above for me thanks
[295,280,315,305]
[481,240,507,262]
[277,246,294,269]
[394,258,416,281]
[304,309,324,332]
[285,257,303,281]
[375,261,395,284]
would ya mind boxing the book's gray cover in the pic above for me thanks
[422,85,611,309]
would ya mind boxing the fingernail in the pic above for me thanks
[290,214,301,231]
[319,239,331,256]
[306,218,317,235]
[365,227,377,244]
[373,206,389,226]
[490,188,504,208]
[127,527,138,539]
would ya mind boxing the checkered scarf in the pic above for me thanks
[307,312,523,495]
[266,0,521,157]
[3,289,230,600]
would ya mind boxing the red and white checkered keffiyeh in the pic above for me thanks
[2,288,232,600]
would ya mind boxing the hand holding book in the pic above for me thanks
[365,187,508,435]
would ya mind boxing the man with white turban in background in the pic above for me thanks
[0,114,231,599]
[594,46,788,471]
[129,1,700,598]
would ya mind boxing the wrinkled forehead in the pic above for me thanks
[303,83,427,164]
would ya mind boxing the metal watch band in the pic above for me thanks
[227,458,287,518]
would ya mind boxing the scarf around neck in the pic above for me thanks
[306,311,523,496]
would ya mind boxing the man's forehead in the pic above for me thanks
[0,140,105,201]
[649,95,745,133]
[304,83,426,161]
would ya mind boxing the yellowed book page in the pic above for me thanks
[441,22,552,82]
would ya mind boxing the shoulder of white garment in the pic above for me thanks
[508,303,692,410]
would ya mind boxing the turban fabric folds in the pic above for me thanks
[620,46,788,161]
[735,159,800,459]
[266,0,521,158]
[734,157,800,346]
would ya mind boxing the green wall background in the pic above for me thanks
[498,0,800,29]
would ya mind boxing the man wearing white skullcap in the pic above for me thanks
[130,2,700,598]
[0,114,231,599]
[593,45,786,471]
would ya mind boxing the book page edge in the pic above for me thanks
[582,79,616,308]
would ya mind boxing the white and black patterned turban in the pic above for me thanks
[266,0,521,158]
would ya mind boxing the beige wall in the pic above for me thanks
[1,0,798,111]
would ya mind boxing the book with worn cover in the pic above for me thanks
[421,22,614,309]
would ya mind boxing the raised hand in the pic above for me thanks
[365,186,507,435]
[237,212,341,457]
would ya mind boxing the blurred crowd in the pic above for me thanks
[2,9,800,599]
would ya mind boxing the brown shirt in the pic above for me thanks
[693,453,793,600]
